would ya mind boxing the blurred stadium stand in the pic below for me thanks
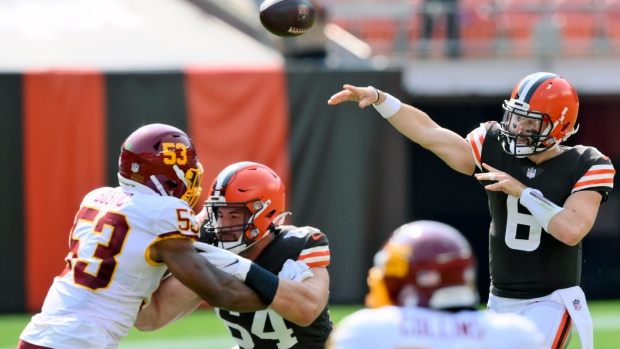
[181,0,620,96]
[326,0,620,60]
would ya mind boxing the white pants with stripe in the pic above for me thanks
[488,291,572,349]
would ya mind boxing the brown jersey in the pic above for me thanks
[213,226,332,349]
[467,122,615,299]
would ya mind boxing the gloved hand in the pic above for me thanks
[194,241,252,281]
[278,259,314,282]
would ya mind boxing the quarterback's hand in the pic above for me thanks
[193,241,251,281]
[327,84,377,109]
[278,259,314,282]
[475,163,528,198]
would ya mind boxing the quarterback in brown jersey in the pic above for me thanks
[328,72,615,349]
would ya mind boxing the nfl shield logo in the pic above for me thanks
[573,299,582,311]
[527,167,536,179]
[131,162,140,173]
[298,5,309,21]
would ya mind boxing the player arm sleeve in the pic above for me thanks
[519,187,564,232]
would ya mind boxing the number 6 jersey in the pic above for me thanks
[467,122,615,299]
[20,185,200,349]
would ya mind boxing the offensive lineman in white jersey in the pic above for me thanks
[18,124,270,349]
[327,220,545,349]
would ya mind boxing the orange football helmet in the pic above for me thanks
[202,162,289,255]
[500,72,579,157]
[366,220,478,309]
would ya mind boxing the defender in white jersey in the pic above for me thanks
[327,220,545,349]
[328,73,615,348]
[19,124,267,349]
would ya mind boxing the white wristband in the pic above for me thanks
[373,93,401,119]
[519,187,564,232]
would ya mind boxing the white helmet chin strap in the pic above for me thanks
[273,212,291,225]
[218,236,249,255]
[562,123,579,142]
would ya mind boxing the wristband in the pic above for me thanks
[370,86,380,104]
[519,187,564,232]
[373,93,401,119]
[244,263,280,305]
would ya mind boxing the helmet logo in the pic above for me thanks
[416,270,441,287]
[125,143,132,150]
[131,163,140,173]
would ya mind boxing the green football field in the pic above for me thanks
[2,301,619,349]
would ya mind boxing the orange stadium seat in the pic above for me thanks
[405,13,423,39]
[556,12,596,56]
[328,17,401,56]
[459,5,496,57]
[554,0,595,7]
[495,11,543,57]
[605,11,620,47]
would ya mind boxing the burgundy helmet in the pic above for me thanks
[118,123,203,207]
[366,220,478,309]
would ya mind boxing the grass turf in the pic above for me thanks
[2,302,619,348]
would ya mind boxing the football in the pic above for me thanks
[259,0,316,38]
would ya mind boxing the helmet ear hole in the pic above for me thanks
[166,180,178,188]
[265,210,276,219]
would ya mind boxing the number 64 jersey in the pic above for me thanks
[467,122,615,299]
[214,225,333,349]
[20,186,200,349]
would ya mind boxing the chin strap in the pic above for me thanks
[561,123,579,142]
[272,212,291,226]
